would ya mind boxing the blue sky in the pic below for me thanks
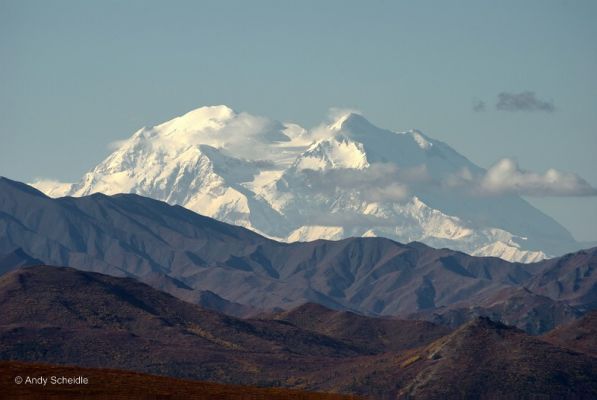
[1,0,596,240]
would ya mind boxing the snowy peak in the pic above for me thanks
[30,105,580,263]
[153,105,236,141]
[165,105,236,128]
[161,105,236,131]
[116,106,293,163]
[293,135,369,171]
[330,112,378,134]
[324,113,452,172]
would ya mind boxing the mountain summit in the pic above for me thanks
[33,106,578,261]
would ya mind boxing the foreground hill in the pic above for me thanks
[1,266,596,399]
[0,265,448,396]
[392,318,597,399]
[0,266,364,384]
[1,361,356,400]
[1,177,595,333]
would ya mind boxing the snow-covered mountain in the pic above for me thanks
[33,105,579,262]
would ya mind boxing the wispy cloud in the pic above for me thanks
[496,91,555,113]
[298,158,596,201]
[327,107,362,121]
[297,163,431,202]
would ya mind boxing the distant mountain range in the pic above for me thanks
[31,105,584,262]
[1,177,595,333]
[1,265,596,399]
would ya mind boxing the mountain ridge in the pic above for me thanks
[2,177,595,333]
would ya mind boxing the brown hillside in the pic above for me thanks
[2,266,597,399]
[394,317,597,399]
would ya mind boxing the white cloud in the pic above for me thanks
[479,158,597,197]
[211,112,290,160]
